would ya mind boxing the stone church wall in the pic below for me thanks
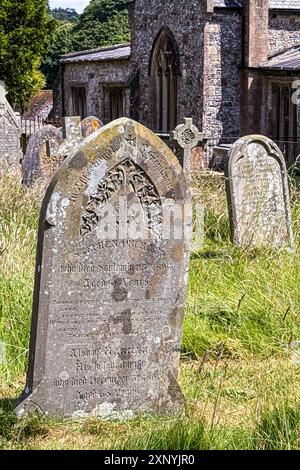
[56,2,300,169]
[269,13,300,56]
[203,9,242,161]
[129,0,207,132]
[62,60,130,121]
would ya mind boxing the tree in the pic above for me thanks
[41,22,74,89]
[50,8,79,23]
[72,0,130,51]
[42,0,130,88]
[0,0,55,112]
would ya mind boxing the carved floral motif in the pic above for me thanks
[80,158,162,238]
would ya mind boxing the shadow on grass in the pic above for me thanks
[0,399,50,443]
[0,397,16,413]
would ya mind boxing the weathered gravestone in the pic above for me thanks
[0,82,22,168]
[171,117,204,177]
[16,118,190,418]
[226,135,292,248]
[48,116,103,160]
[81,116,103,138]
[48,116,82,159]
[23,117,105,186]
[22,125,63,186]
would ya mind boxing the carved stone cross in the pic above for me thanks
[48,116,83,159]
[171,118,204,252]
[171,118,203,176]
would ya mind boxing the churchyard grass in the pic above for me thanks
[1,169,300,449]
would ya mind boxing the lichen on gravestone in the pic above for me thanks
[226,135,293,248]
[22,125,63,186]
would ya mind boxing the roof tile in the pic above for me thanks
[214,0,300,8]
[260,46,300,71]
[61,44,131,64]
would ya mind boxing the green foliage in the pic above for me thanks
[182,174,300,360]
[50,8,78,23]
[79,0,129,23]
[72,11,129,52]
[119,419,206,450]
[70,0,130,51]
[254,403,300,450]
[0,170,42,381]
[0,0,55,111]
[42,0,130,88]
[41,22,74,89]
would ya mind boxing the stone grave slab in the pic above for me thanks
[15,118,190,419]
[0,82,22,168]
[226,135,292,248]
[81,116,103,138]
[22,125,63,186]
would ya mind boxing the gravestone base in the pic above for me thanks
[15,378,185,419]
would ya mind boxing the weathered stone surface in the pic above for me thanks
[81,116,103,138]
[16,118,190,419]
[0,82,22,168]
[48,117,83,162]
[49,117,103,160]
[22,125,63,186]
[269,13,300,56]
[33,117,103,186]
[226,135,292,248]
[171,118,204,175]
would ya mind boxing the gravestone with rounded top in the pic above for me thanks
[81,116,103,138]
[48,116,83,159]
[15,118,190,419]
[226,135,292,248]
[22,125,63,186]
[0,82,22,168]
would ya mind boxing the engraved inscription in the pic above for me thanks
[228,138,292,248]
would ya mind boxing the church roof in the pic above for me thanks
[260,46,300,71]
[60,44,131,64]
[214,0,300,8]
[213,1,243,7]
[269,0,300,8]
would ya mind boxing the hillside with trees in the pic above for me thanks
[50,7,78,22]
[71,0,130,51]
[42,0,130,88]
[0,1,130,108]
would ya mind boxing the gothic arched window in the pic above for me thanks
[150,29,179,133]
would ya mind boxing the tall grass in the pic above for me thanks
[184,173,300,359]
[0,170,43,383]
[1,169,300,449]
